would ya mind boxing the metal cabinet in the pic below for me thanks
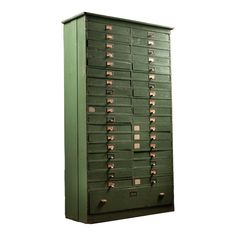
[63,12,174,223]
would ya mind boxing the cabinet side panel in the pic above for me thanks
[77,16,88,222]
[64,21,79,220]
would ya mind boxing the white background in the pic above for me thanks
[0,0,236,235]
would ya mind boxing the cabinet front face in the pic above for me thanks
[85,15,174,217]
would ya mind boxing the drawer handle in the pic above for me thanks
[108,181,115,188]
[148,32,154,38]
[149,100,155,106]
[149,91,156,97]
[148,49,154,55]
[150,109,156,114]
[106,43,113,49]
[150,135,156,140]
[150,169,157,175]
[107,163,115,169]
[150,117,156,123]
[107,117,115,123]
[151,162,156,167]
[106,61,114,67]
[151,180,156,185]
[159,192,165,196]
[149,68,155,73]
[148,40,154,46]
[107,98,114,104]
[107,154,115,160]
[107,144,114,150]
[106,80,113,85]
[107,126,114,132]
[105,25,112,30]
[107,135,114,141]
[106,34,113,40]
[150,152,156,158]
[150,126,156,131]
[100,199,107,204]
[106,52,114,58]
[150,143,156,149]
[106,71,113,76]
[106,108,114,113]
[148,57,154,63]
[149,74,155,80]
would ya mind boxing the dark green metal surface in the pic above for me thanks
[63,12,174,223]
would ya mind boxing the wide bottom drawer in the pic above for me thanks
[89,184,174,214]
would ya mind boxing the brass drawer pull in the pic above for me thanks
[149,100,155,106]
[106,34,113,40]
[149,74,155,80]
[148,49,154,55]
[151,162,156,167]
[106,108,114,113]
[150,126,156,131]
[151,180,156,185]
[108,181,115,188]
[150,135,156,140]
[105,25,112,30]
[100,199,107,204]
[106,61,114,67]
[107,135,114,141]
[150,169,157,175]
[106,43,113,49]
[150,109,156,114]
[148,40,154,46]
[107,126,114,132]
[148,57,154,63]
[107,144,114,150]
[107,154,115,160]
[150,117,156,123]
[107,163,115,169]
[107,98,114,104]
[148,32,154,38]
[106,71,113,76]
[106,80,113,85]
[149,68,155,73]
[106,52,114,58]
[150,143,156,149]
[149,91,156,97]
[150,152,156,158]
[159,192,165,196]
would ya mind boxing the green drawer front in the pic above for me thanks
[88,142,132,152]
[88,133,132,142]
[87,58,132,70]
[133,140,172,151]
[132,81,171,90]
[132,72,171,82]
[132,122,171,132]
[133,55,170,66]
[88,159,132,170]
[133,116,171,124]
[132,29,169,41]
[133,107,172,116]
[87,106,132,115]
[88,124,132,132]
[89,185,174,214]
[133,166,172,177]
[87,68,131,79]
[132,38,170,49]
[87,40,131,53]
[87,30,130,43]
[133,88,171,99]
[87,96,132,106]
[132,46,170,57]
[88,168,133,181]
[87,78,131,88]
[87,114,132,124]
[133,98,171,107]
[133,158,172,168]
[88,151,133,161]
[133,62,171,74]
[87,21,131,35]
[87,86,132,97]
[133,150,172,159]
[87,49,132,61]
[132,132,172,141]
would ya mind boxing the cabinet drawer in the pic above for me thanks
[132,38,170,49]
[132,132,172,141]
[132,72,171,82]
[87,30,130,43]
[133,140,172,151]
[88,133,132,142]
[89,185,174,214]
[87,21,130,35]
[133,55,170,66]
[87,49,132,61]
[87,58,132,70]
[133,116,171,124]
[87,68,131,79]
[87,96,132,106]
[132,81,171,90]
[88,168,133,182]
[87,86,132,97]
[133,62,171,74]
[87,114,132,124]
[88,142,132,152]
[133,98,171,107]
[132,29,169,41]
[133,88,171,99]
[88,151,133,161]
[133,165,172,177]
[133,158,172,168]
[132,122,171,132]
[88,159,132,170]
[133,46,170,57]
[87,106,132,115]
[87,78,131,88]
[133,150,172,159]
[133,107,172,116]
[88,124,132,132]
[87,40,131,53]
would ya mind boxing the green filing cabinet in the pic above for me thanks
[63,12,174,223]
